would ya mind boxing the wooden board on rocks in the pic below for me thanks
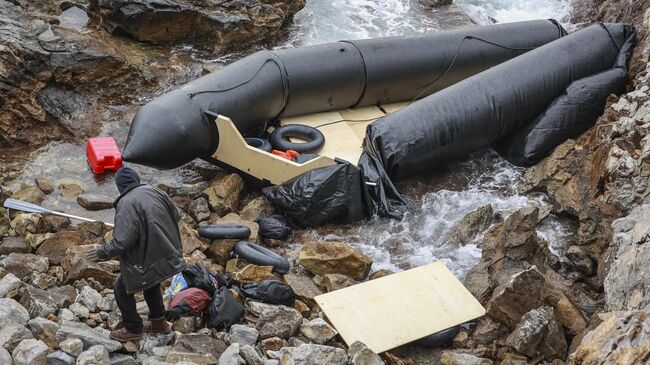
[315,262,486,353]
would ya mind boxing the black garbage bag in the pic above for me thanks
[236,280,295,307]
[207,286,244,330]
[498,26,636,166]
[182,264,218,296]
[262,161,369,227]
[256,213,292,240]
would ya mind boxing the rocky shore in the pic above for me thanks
[1,0,650,364]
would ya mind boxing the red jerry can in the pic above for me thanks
[86,137,123,174]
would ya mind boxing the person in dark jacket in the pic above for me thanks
[84,167,185,342]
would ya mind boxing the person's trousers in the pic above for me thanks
[114,275,166,333]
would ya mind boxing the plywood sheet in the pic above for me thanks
[315,262,486,353]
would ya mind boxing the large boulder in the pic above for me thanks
[256,305,303,340]
[298,242,372,280]
[166,334,228,365]
[36,231,88,265]
[55,321,121,352]
[94,0,305,48]
[203,174,245,215]
[20,285,72,318]
[61,245,117,287]
[1,253,49,280]
[505,306,567,361]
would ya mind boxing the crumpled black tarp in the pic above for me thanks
[363,23,635,181]
[498,26,636,165]
[262,161,369,227]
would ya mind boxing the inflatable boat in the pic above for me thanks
[122,20,635,226]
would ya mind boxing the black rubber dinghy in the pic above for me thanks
[122,20,565,169]
[233,241,290,274]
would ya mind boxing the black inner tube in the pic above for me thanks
[269,125,325,153]
[245,138,273,152]
[233,241,290,274]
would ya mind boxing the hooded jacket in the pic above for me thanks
[97,184,185,293]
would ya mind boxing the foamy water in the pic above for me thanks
[456,0,573,27]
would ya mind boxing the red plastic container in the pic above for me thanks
[86,137,123,174]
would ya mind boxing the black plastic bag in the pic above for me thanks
[182,264,218,296]
[236,280,295,307]
[207,287,244,330]
[262,161,369,227]
[257,213,292,240]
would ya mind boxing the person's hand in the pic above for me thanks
[81,246,100,262]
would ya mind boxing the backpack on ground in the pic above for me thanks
[237,280,295,307]
[207,286,244,330]
[166,288,212,320]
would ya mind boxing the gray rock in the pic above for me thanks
[0,298,30,326]
[27,317,59,348]
[189,198,210,223]
[58,308,76,322]
[263,361,278,365]
[299,318,337,345]
[109,353,138,365]
[218,343,245,365]
[77,194,113,211]
[276,344,347,365]
[2,253,49,279]
[239,345,263,365]
[76,345,110,365]
[35,177,54,195]
[229,325,259,346]
[77,286,102,312]
[56,321,121,352]
[60,338,84,357]
[505,306,567,361]
[12,339,48,365]
[439,351,492,365]
[0,347,12,365]
[0,237,31,256]
[256,305,303,340]
[347,341,384,365]
[69,303,90,318]
[166,334,228,365]
[20,285,71,318]
[448,204,493,245]
[0,273,22,297]
[46,350,75,365]
[97,295,116,312]
[0,324,33,352]
[10,213,49,237]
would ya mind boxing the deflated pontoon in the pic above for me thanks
[121,20,635,226]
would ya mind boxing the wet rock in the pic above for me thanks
[276,344,347,365]
[10,213,50,236]
[76,345,110,365]
[240,196,274,222]
[229,324,259,346]
[448,205,493,245]
[299,318,338,344]
[348,341,384,365]
[95,0,305,48]
[27,317,59,348]
[2,253,49,279]
[77,194,114,211]
[36,231,88,265]
[210,241,238,266]
[12,186,46,205]
[56,179,85,200]
[368,269,394,280]
[34,178,54,195]
[463,261,491,304]
[567,310,650,364]
[166,334,228,365]
[46,350,75,365]
[260,337,287,353]
[44,215,71,232]
[256,305,303,340]
[0,273,22,297]
[283,274,323,307]
[56,320,121,352]
[505,306,567,360]
[60,337,84,357]
[299,242,372,280]
[218,343,245,365]
[78,285,102,312]
[320,273,357,292]
[20,285,71,318]
[439,352,492,365]
[0,237,31,255]
[12,339,48,365]
[240,344,263,365]
[179,223,207,255]
[233,264,279,284]
[0,324,33,352]
[486,266,547,330]
[189,197,210,223]
[211,213,260,242]
[203,174,244,215]
[61,245,117,287]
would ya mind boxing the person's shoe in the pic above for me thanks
[143,317,172,334]
[109,327,144,342]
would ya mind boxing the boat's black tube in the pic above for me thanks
[122,20,565,169]
[363,23,633,180]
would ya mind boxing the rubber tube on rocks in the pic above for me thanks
[198,224,251,240]
[122,20,565,169]
[233,241,290,274]
[269,125,325,153]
